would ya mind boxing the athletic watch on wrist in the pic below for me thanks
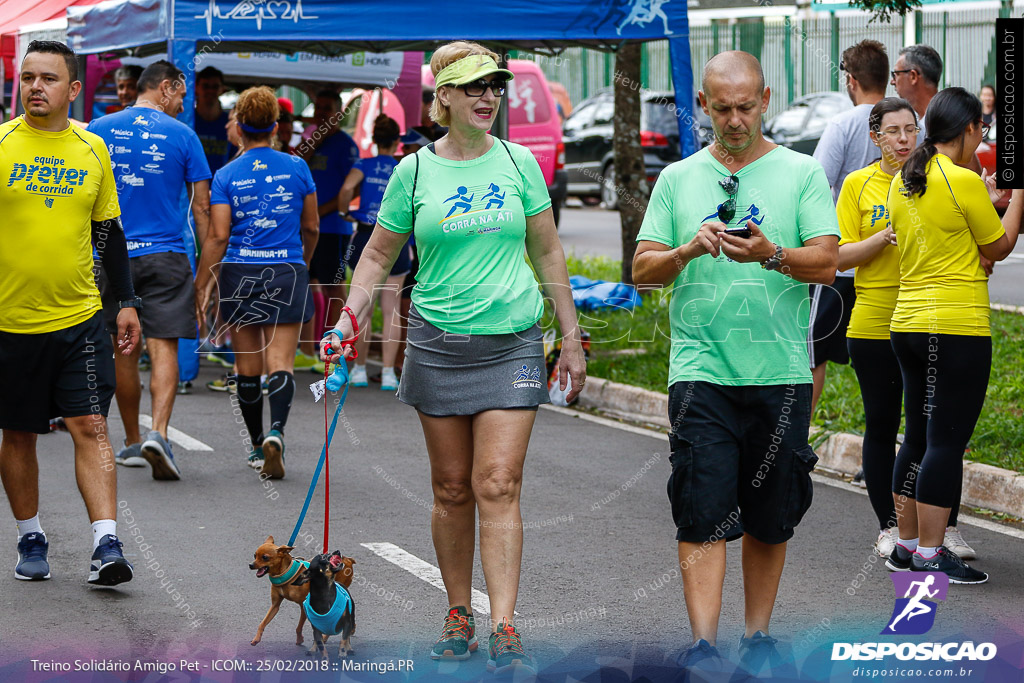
[760,243,784,271]
[118,297,143,310]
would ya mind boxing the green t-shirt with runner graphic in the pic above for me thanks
[376,138,551,334]
[637,145,840,388]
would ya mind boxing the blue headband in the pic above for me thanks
[239,121,276,134]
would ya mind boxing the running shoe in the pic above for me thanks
[261,430,286,479]
[177,381,192,395]
[851,469,866,488]
[944,526,977,560]
[207,374,235,393]
[676,638,724,672]
[141,430,181,481]
[380,368,399,391]
[737,631,795,678]
[350,365,368,387]
[115,442,147,468]
[885,543,913,572]
[88,534,133,586]
[431,606,477,660]
[487,618,534,674]
[294,350,326,374]
[874,527,898,558]
[206,345,235,369]
[248,446,265,470]
[15,532,50,581]
[911,546,987,584]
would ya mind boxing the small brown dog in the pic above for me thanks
[249,536,355,646]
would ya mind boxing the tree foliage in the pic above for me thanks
[849,0,923,23]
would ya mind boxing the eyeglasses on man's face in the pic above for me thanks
[890,69,915,80]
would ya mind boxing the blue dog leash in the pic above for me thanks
[287,330,353,548]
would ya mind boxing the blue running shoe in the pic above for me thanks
[115,442,146,468]
[141,430,181,481]
[206,345,235,369]
[88,535,133,586]
[15,533,50,581]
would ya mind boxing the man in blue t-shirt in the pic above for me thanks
[194,66,234,175]
[88,60,212,482]
[298,89,359,344]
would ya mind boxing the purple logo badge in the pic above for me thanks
[881,572,948,635]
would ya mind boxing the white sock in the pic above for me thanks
[897,536,918,552]
[382,366,396,376]
[91,519,117,549]
[16,515,43,540]
[915,545,938,559]
[354,363,366,372]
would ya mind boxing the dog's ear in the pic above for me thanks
[278,545,294,554]
[265,535,275,544]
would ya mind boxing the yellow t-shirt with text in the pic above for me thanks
[888,154,1004,336]
[0,117,120,334]
[838,162,901,340]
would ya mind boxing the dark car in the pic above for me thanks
[764,92,854,156]
[563,90,684,209]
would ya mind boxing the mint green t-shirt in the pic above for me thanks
[637,146,839,387]
[376,139,552,334]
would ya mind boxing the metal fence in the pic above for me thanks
[538,1,1007,119]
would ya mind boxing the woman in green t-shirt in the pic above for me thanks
[321,41,585,674]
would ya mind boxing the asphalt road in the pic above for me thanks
[0,361,1022,682]
[559,205,1024,307]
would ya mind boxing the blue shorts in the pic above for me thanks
[345,223,412,276]
[217,262,314,327]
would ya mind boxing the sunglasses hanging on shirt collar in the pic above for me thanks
[717,175,739,223]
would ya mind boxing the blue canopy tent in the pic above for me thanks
[66,0,697,157]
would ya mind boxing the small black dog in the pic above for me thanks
[303,551,356,658]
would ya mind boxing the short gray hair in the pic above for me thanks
[114,65,143,83]
[899,45,942,87]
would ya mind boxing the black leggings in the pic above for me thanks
[890,332,990,513]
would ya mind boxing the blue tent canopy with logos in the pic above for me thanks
[66,0,697,156]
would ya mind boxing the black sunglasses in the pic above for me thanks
[458,79,507,98]
[717,175,739,223]
[891,69,915,79]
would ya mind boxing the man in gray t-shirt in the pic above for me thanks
[808,40,889,419]
[814,41,889,203]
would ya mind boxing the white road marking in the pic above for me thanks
[360,542,517,616]
[540,406,1024,540]
[138,414,213,452]
[540,404,668,441]
[810,472,1024,540]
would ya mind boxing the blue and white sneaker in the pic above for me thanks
[260,429,286,479]
[15,532,50,581]
[206,344,235,369]
[115,442,146,467]
[88,534,133,586]
[141,430,181,481]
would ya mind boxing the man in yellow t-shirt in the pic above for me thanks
[0,41,140,586]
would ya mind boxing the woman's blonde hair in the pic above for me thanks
[234,85,279,142]
[429,41,500,127]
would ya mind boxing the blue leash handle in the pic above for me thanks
[287,357,350,548]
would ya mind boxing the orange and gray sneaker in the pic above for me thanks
[430,606,476,660]
[487,618,535,674]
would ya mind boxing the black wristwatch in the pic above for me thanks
[761,243,784,271]
[118,297,143,310]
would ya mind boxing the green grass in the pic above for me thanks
[556,255,1024,474]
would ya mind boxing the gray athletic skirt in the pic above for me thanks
[398,307,550,416]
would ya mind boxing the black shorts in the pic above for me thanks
[98,251,197,339]
[217,262,314,327]
[308,233,351,284]
[807,277,856,367]
[346,224,412,277]
[666,381,817,545]
[0,312,115,434]
[402,244,419,300]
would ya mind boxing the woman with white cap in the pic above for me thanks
[322,40,585,674]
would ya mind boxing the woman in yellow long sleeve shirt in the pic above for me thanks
[885,87,1022,584]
